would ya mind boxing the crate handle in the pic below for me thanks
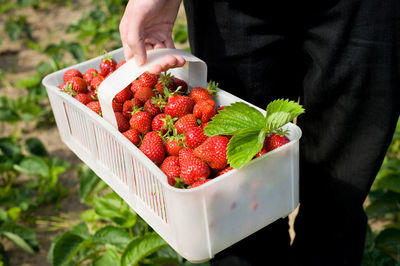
[98,48,207,130]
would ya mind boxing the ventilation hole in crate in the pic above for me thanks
[130,157,168,223]
[63,102,72,135]
[131,156,138,194]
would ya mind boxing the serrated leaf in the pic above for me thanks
[375,171,400,193]
[0,222,38,253]
[227,128,266,169]
[93,193,136,227]
[79,166,100,203]
[51,231,85,266]
[264,99,304,132]
[375,228,400,255]
[93,246,120,266]
[0,138,21,159]
[70,222,90,240]
[2,232,35,254]
[204,102,265,136]
[25,137,48,157]
[121,233,167,266]
[365,191,400,218]
[13,156,49,177]
[93,226,132,250]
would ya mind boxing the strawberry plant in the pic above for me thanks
[0,136,69,264]
[49,165,209,266]
[205,99,305,169]
[0,210,39,265]
[362,118,400,265]
[0,136,69,211]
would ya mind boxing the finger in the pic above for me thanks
[164,37,175,49]
[154,42,166,49]
[144,37,166,50]
[145,43,154,50]
[127,30,147,66]
[123,43,134,61]
[147,55,186,74]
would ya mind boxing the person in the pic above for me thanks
[119,0,400,265]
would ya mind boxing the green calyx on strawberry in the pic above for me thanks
[189,80,218,103]
[205,99,305,169]
[99,53,117,77]
[155,71,174,94]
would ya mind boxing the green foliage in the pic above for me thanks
[364,116,400,263]
[4,15,32,41]
[205,99,304,169]
[0,206,39,264]
[49,165,207,266]
[0,137,69,211]
[66,0,128,56]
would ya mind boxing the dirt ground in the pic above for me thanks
[0,2,93,265]
[0,2,384,265]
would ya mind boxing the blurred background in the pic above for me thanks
[0,0,399,265]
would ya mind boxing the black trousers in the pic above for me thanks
[184,0,400,265]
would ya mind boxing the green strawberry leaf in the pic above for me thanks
[204,102,265,136]
[227,128,266,169]
[264,99,304,133]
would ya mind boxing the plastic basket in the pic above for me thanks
[42,48,302,263]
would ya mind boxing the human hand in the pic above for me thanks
[147,54,186,74]
[119,0,182,65]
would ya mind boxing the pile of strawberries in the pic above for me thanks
[58,54,290,189]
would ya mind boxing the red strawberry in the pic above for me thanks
[155,72,174,94]
[90,75,105,90]
[112,101,123,112]
[135,86,155,103]
[58,82,67,91]
[174,114,198,134]
[172,77,188,93]
[122,98,143,119]
[139,131,166,165]
[63,69,82,82]
[144,99,161,117]
[86,101,102,116]
[114,85,133,103]
[99,55,117,76]
[130,79,142,95]
[263,134,290,152]
[116,60,126,69]
[164,95,194,118]
[129,111,152,134]
[74,93,92,105]
[216,166,234,177]
[114,112,130,132]
[83,68,98,85]
[184,126,208,149]
[160,156,180,186]
[87,89,98,101]
[65,77,88,94]
[194,136,229,170]
[191,179,211,188]
[152,113,175,134]
[165,135,184,156]
[193,99,217,123]
[138,71,157,88]
[189,81,217,103]
[123,128,141,146]
[179,148,210,185]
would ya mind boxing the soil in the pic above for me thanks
[0,2,93,265]
[0,2,379,265]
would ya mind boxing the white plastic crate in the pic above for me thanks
[42,48,302,263]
